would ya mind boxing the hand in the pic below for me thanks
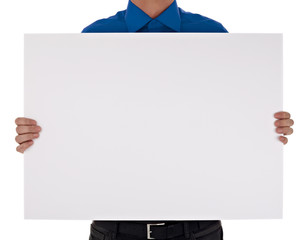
[274,111,294,145]
[15,117,42,153]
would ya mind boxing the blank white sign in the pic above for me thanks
[24,33,283,220]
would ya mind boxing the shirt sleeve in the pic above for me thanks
[81,27,89,33]
[202,19,229,33]
[216,22,229,33]
[220,24,229,33]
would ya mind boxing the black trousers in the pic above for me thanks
[89,220,223,240]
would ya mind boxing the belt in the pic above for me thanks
[91,220,222,239]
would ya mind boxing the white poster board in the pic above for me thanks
[24,33,283,220]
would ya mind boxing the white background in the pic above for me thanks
[0,0,297,239]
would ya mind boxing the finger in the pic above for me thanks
[15,133,39,144]
[16,140,34,153]
[274,119,294,127]
[15,117,37,126]
[279,136,288,145]
[16,125,41,134]
[276,127,294,135]
[274,111,291,119]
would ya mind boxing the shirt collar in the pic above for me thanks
[125,0,181,32]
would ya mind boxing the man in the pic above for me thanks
[15,0,295,239]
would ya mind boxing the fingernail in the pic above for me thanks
[277,128,282,133]
[34,133,39,137]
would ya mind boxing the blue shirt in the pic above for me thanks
[82,0,228,33]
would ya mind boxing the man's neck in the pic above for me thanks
[131,0,174,19]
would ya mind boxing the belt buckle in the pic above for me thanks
[147,223,165,239]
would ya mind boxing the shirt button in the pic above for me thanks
[148,19,161,29]
[148,20,154,27]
